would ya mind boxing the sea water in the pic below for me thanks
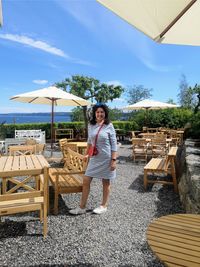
[0,113,72,124]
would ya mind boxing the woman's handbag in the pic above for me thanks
[88,123,104,157]
[88,145,98,156]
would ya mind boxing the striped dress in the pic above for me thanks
[85,122,117,180]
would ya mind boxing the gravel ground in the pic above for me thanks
[0,144,185,267]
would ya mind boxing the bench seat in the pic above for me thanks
[144,147,178,192]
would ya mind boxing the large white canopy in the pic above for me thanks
[10,86,90,106]
[123,99,177,110]
[97,0,200,46]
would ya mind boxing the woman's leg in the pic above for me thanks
[80,176,92,208]
[101,179,111,207]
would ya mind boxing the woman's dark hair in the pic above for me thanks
[89,103,110,125]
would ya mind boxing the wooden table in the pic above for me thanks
[0,155,50,236]
[147,214,200,267]
[68,141,87,154]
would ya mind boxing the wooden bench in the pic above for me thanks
[55,129,74,142]
[15,129,46,144]
[147,214,200,267]
[49,147,87,214]
[144,146,178,192]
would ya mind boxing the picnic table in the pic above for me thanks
[0,155,49,236]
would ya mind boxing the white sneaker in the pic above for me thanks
[93,205,107,214]
[69,207,86,215]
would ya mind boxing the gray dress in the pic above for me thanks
[85,123,117,180]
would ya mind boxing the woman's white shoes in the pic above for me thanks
[69,207,86,215]
[93,206,107,214]
[69,205,107,215]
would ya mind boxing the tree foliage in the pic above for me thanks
[56,75,124,103]
[109,108,123,121]
[126,85,153,104]
[177,74,194,109]
[132,108,192,129]
[177,75,200,112]
[191,84,200,113]
[56,75,124,134]
[71,107,84,122]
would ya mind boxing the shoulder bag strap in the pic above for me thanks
[94,123,104,147]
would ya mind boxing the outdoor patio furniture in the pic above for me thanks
[144,146,178,192]
[67,141,87,155]
[49,147,87,215]
[0,154,49,237]
[55,128,74,142]
[132,138,148,162]
[4,138,26,155]
[9,145,36,156]
[147,214,200,267]
[15,129,46,144]
[150,138,168,158]
[25,139,37,145]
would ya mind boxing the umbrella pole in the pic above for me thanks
[51,99,55,156]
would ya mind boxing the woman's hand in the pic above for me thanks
[83,154,89,162]
[110,160,116,171]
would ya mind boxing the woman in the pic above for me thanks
[69,103,117,215]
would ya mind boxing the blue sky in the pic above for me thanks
[1,0,200,113]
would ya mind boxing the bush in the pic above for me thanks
[189,111,200,138]
[130,108,192,130]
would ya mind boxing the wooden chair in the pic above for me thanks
[132,138,147,162]
[36,144,45,155]
[49,147,87,214]
[150,137,168,158]
[144,146,178,192]
[9,145,36,156]
[25,139,37,145]
[131,131,136,138]
[59,138,68,148]
[147,214,200,267]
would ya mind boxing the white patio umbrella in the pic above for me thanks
[123,99,178,125]
[10,86,91,149]
[0,0,3,27]
[123,99,177,110]
[97,0,200,46]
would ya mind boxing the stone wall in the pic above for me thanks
[178,140,200,213]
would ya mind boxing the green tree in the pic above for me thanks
[126,85,153,104]
[71,107,84,122]
[56,75,124,133]
[109,108,123,121]
[177,74,194,109]
[166,98,176,104]
[191,84,200,113]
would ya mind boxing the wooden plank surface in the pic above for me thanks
[147,214,200,267]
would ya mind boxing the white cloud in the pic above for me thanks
[33,80,48,85]
[0,33,68,58]
[0,33,93,66]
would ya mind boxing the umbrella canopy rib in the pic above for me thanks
[159,0,197,40]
